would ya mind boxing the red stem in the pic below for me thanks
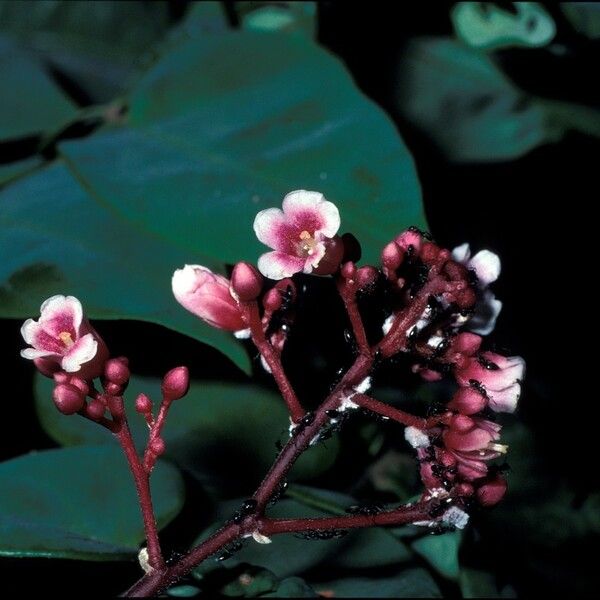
[243,300,305,423]
[337,278,370,355]
[115,417,165,571]
[143,397,172,472]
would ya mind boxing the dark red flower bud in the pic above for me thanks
[86,399,106,421]
[476,476,508,507]
[312,235,345,276]
[355,266,379,289]
[150,437,166,456]
[135,393,153,414]
[231,262,263,301]
[341,232,362,263]
[104,382,123,396]
[420,242,441,265]
[162,366,190,401]
[104,357,130,386]
[340,261,356,280]
[263,288,282,312]
[381,241,404,271]
[448,387,487,415]
[53,383,85,415]
[34,357,61,378]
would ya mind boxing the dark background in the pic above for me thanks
[1,2,596,596]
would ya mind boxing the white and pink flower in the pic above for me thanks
[172,265,247,332]
[20,295,108,379]
[455,351,525,413]
[452,243,502,336]
[253,190,342,280]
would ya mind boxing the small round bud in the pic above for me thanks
[312,235,345,276]
[162,366,190,401]
[455,482,474,497]
[455,287,477,309]
[448,387,487,415]
[53,383,85,415]
[263,288,282,312]
[34,357,61,378]
[104,357,130,386]
[476,476,508,507]
[86,399,106,421]
[355,266,379,289]
[381,241,404,271]
[341,232,362,263]
[443,260,469,281]
[451,414,475,433]
[439,449,458,468]
[108,395,125,418]
[420,242,441,265]
[451,332,482,356]
[53,371,69,384]
[104,382,123,396]
[340,261,356,280]
[68,376,89,396]
[231,262,263,301]
[150,437,166,456]
[135,393,153,414]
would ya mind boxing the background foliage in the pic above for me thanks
[0,2,597,596]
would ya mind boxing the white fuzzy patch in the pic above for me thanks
[252,531,272,544]
[234,328,251,339]
[427,335,443,348]
[260,355,272,373]
[339,395,359,412]
[413,520,436,528]
[288,418,298,437]
[404,426,430,449]
[382,315,395,335]
[138,547,153,574]
[355,377,372,394]
[424,487,448,501]
[442,507,470,529]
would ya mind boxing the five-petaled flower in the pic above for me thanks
[253,190,341,280]
[20,295,107,379]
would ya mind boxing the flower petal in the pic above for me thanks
[21,348,59,360]
[469,250,501,286]
[257,251,305,280]
[20,318,39,345]
[61,333,98,373]
[469,291,502,335]
[39,295,83,338]
[451,243,471,263]
[253,208,298,253]
[488,382,521,413]
[282,190,340,238]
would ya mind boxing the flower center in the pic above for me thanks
[298,230,317,256]
[485,442,508,455]
[58,331,75,348]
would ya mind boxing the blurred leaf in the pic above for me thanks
[411,530,462,580]
[0,0,172,101]
[60,30,425,266]
[167,584,202,597]
[460,568,515,598]
[0,162,249,372]
[451,2,555,50]
[0,445,184,560]
[315,568,442,598]
[0,157,43,188]
[0,37,76,141]
[561,2,600,39]
[394,37,556,162]
[35,374,338,493]
[262,576,317,597]
[194,488,411,577]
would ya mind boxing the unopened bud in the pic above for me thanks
[150,437,166,456]
[86,399,105,421]
[451,414,475,433]
[231,262,263,301]
[68,376,89,396]
[53,383,85,415]
[355,266,379,289]
[420,242,441,265]
[340,261,356,280]
[455,287,477,309]
[381,241,404,271]
[448,387,487,415]
[161,366,190,401]
[476,476,508,507]
[104,382,123,396]
[263,288,282,312]
[34,357,61,378]
[104,357,130,386]
[135,393,153,414]
[341,232,362,263]
[312,235,345,276]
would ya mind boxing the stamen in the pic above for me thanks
[487,442,508,454]
[59,331,75,348]
[298,230,317,256]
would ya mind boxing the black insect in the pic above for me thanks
[232,498,258,524]
[295,529,348,541]
[345,503,384,516]
[300,412,315,427]
[469,379,488,396]
[217,541,243,561]
[432,337,450,358]
[280,284,295,312]
[428,502,447,518]
[477,355,500,370]
[467,268,479,287]
[326,409,340,419]
[268,480,288,505]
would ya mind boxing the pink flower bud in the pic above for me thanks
[34,357,61,378]
[108,395,125,418]
[86,399,106,421]
[135,393,153,414]
[420,242,441,265]
[263,288,283,312]
[53,383,85,415]
[355,266,379,289]
[67,375,89,396]
[450,414,475,433]
[395,228,423,252]
[381,241,404,271]
[104,382,123,396]
[340,261,357,280]
[150,437,166,456]
[162,366,190,401]
[172,265,246,331]
[476,476,508,507]
[231,262,263,301]
[451,333,482,356]
[448,387,487,415]
[104,357,130,386]
[312,235,345,276]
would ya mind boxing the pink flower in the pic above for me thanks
[455,351,525,413]
[451,243,502,335]
[253,190,341,279]
[443,415,507,481]
[172,265,247,332]
[20,295,108,379]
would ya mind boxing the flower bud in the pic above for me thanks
[104,382,123,396]
[340,261,357,280]
[231,262,263,301]
[162,366,190,401]
[53,383,85,415]
[67,376,89,396]
[476,476,508,507]
[381,241,404,271]
[312,235,345,276]
[104,357,130,386]
[34,357,61,378]
[86,399,106,421]
[341,232,362,263]
[172,265,246,331]
[448,387,487,415]
[420,242,441,265]
[395,228,423,253]
[263,288,283,312]
[150,437,166,456]
[355,266,379,290]
[135,393,153,414]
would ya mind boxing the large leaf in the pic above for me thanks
[561,3,600,39]
[194,488,411,578]
[0,445,184,560]
[411,530,462,580]
[35,374,338,493]
[0,162,249,372]
[0,0,172,102]
[0,37,76,141]
[60,30,424,266]
[315,569,442,598]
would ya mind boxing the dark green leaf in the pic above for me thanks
[0,162,249,372]
[410,530,462,580]
[459,568,514,598]
[0,0,172,101]
[60,30,424,265]
[0,446,184,560]
[35,374,338,492]
[0,157,43,188]
[561,2,600,39]
[316,568,442,598]
[394,37,557,162]
[0,37,76,141]
[262,576,317,597]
